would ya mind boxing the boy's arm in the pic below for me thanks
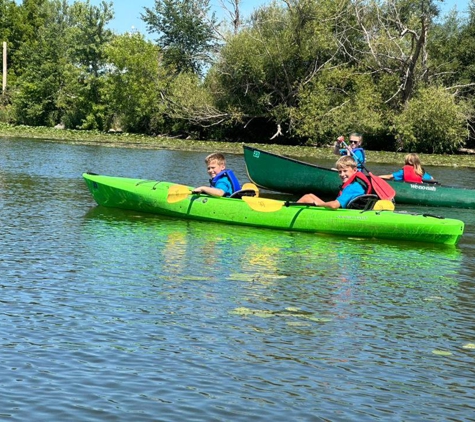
[192,186,225,197]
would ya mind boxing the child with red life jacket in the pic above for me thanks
[297,156,372,209]
[192,152,241,197]
[379,153,434,184]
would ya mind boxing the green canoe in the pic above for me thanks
[83,173,464,245]
[244,145,475,209]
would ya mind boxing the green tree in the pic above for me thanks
[11,0,70,126]
[209,0,341,141]
[0,0,49,78]
[443,1,475,145]
[293,67,385,144]
[12,0,114,128]
[103,33,168,133]
[59,0,113,129]
[141,0,219,76]
[391,86,468,153]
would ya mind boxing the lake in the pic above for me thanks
[0,137,474,421]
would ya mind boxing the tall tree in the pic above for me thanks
[445,1,475,143]
[208,0,342,140]
[337,0,442,107]
[103,33,168,133]
[12,0,114,128]
[141,0,219,76]
[1,0,49,77]
[63,0,114,128]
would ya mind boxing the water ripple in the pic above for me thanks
[0,140,474,421]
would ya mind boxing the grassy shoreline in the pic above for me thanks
[1,123,474,167]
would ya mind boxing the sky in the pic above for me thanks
[89,0,264,36]
[89,0,472,37]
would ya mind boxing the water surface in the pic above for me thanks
[0,138,474,421]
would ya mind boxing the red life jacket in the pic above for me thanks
[339,171,372,195]
[403,165,423,183]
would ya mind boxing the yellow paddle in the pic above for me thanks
[372,200,395,211]
[167,184,193,203]
[242,196,396,212]
[168,182,260,204]
[241,182,260,197]
[242,196,290,212]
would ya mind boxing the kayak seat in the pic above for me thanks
[347,194,379,210]
[230,189,258,199]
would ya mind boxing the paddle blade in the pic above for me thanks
[167,184,193,203]
[373,200,395,211]
[241,182,260,197]
[242,196,284,212]
[368,173,396,201]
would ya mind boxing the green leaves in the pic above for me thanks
[103,33,167,133]
[141,0,219,76]
[392,86,468,154]
[1,0,474,149]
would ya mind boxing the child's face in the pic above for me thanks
[337,165,357,183]
[349,136,361,149]
[206,160,226,178]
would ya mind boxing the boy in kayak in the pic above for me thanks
[192,153,241,197]
[379,153,434,183]
[297,156,371,209]
[333,132,366,171]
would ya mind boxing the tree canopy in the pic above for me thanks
[0,0,474,152]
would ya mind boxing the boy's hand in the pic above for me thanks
[337,135,345,144]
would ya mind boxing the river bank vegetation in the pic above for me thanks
[2,122,475,168]
[1,0,475,154]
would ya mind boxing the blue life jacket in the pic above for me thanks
[339,147,366,170]
[210,169,241,195]
[352,147,366,163]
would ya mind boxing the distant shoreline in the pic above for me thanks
[0,124,473,167]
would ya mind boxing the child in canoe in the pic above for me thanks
[192,153,241,197]
[333,132,366,171]
[297,156,371,209]
[379,153,434,183]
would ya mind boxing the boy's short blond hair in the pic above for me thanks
[336,155,357,169]
[205,152,226,165]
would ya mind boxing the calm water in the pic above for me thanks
[0,138,474,421]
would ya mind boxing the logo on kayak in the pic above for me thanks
[410,184,437,191]
[253,151,260,158]
[334,216,369,221]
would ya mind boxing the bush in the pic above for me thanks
[391,86,469,153]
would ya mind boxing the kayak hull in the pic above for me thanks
[83,173,464,245]
[243,145,475,209]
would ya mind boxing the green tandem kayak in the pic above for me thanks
[83,173,464,245]
[243,145,475,209]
